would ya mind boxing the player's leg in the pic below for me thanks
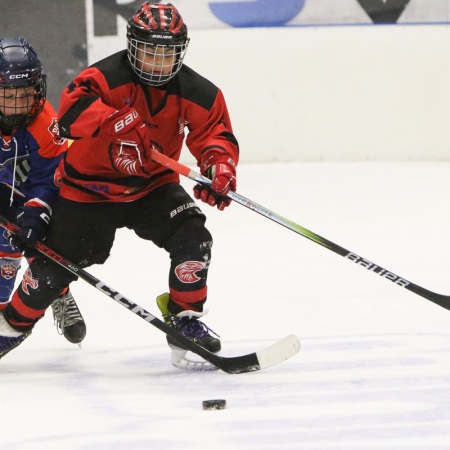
[0,187,86,346]
[0,255,76,357]
[0,193,23,311]
[0,245,24,358]
[133,183,220,353]
[0,198,116,357]
[0,251,22,310]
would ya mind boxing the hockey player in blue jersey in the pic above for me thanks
[0,37,86,348]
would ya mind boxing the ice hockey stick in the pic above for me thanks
[150,149,450,313]
[0,216,300,374]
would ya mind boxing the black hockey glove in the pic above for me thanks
[15,204,51,246]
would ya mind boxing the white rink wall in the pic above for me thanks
[181,25,450,162]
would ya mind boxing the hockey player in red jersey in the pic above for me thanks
[0,37,86,350]
[0,4,239,366]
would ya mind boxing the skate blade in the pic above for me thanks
[170,347,219,371]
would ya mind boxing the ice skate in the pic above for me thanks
[0,312,30,359]
[156,292,221,370]
[51,289,86,345]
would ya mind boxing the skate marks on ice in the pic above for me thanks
[268,332,450,450]
[2,334,450,450]
[161,333,450,450]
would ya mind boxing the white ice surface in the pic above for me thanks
[3,161,450,450]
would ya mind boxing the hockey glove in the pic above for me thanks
[193,155,237,211]
[15,203,51,246]
[100,107,157,175]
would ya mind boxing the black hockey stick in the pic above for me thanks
[150,149,450,313]
[0,215,300,374]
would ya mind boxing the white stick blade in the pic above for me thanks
[256,334,301,369]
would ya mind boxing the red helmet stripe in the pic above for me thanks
[169,10,183,34]
[160,8,167,28]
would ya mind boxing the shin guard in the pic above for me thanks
[0,253,22,310]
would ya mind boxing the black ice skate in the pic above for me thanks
[156,292,221,370]
[51,289,86,345]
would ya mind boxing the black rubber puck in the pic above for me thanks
[202,399,226,410]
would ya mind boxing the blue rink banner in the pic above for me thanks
[87,0,450,30]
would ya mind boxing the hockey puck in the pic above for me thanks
[202,399,226,410]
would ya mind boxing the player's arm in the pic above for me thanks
[57,67,118,139]
[22,133,65,207]
[15,112,67,245]
[186,89,239,210]
[58,69,156,177]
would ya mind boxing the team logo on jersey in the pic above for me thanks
[0,136,11,151]
[48,118,67,146]
[21,268,39,294]
[1,262,17,280]
[175,261,205,283]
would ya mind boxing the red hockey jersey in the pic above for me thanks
[57,50,239,202]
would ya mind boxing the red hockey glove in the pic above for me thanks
[100,107,157,176]
[193,155,237,211]
[101,107,148,140]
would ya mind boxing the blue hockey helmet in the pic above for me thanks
[0,37,47,133]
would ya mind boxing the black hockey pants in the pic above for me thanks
[5,183,212,329]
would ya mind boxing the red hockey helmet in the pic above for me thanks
[127,2,189,86]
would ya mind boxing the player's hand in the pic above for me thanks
[100,107,149,142]
[100,107,157,175]
[193,155,237,211]
[15,203,51,245]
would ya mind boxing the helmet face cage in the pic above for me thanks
[127,37,189,86]
[0,37,47,133]
[127,3,189,86]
